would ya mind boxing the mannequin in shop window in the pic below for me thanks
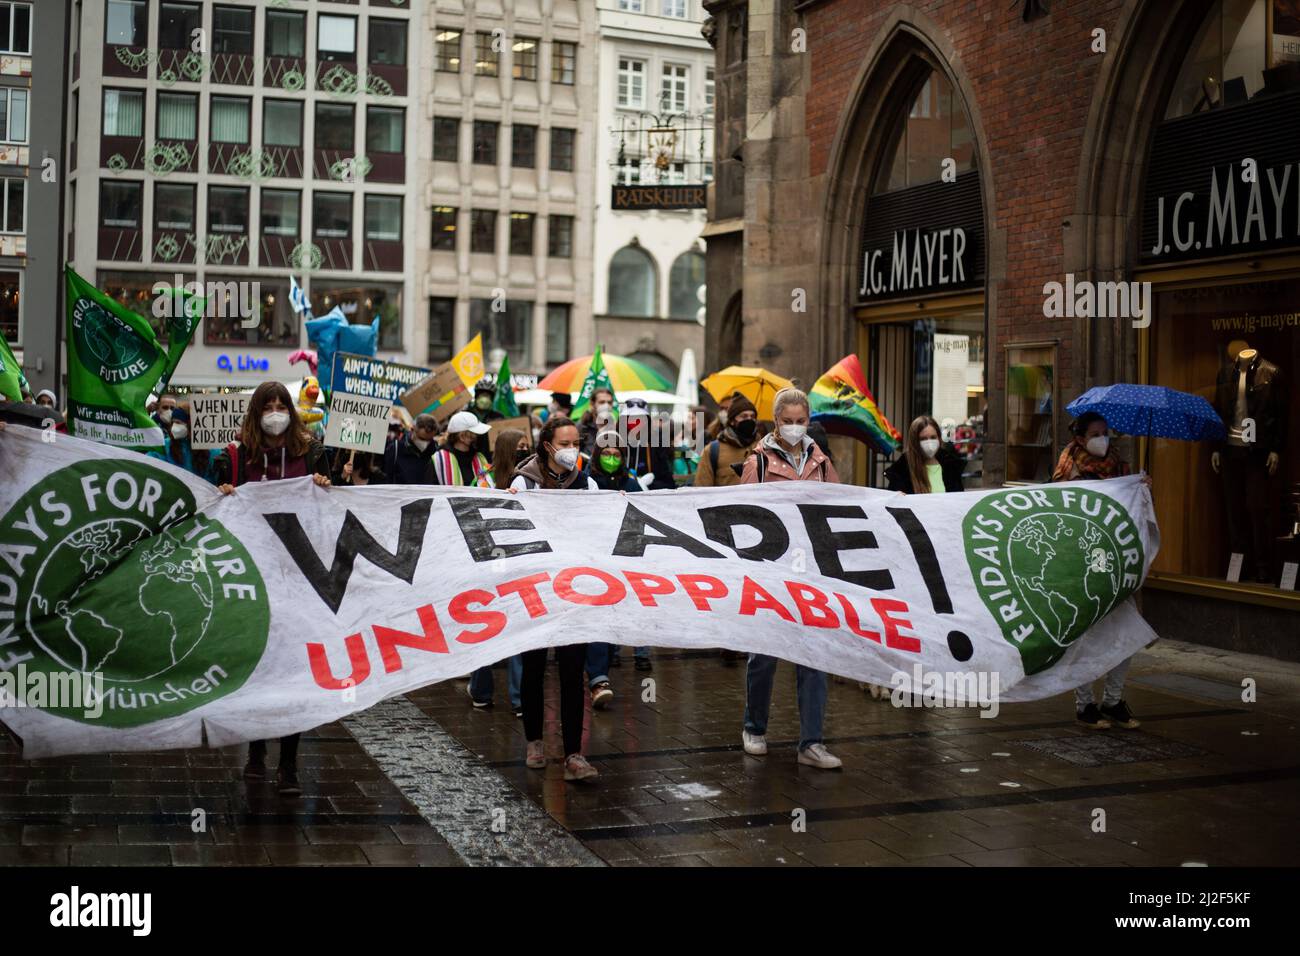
[1211,340,1287,585]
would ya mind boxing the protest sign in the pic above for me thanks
[324,392,391,454]
[331,353,431,405]
[400,362,470,425]
[189,394,250,450]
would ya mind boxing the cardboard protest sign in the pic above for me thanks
[488,416,531,451]
[400,362,470,425]
[189,394,250,450]
[324,392,391,454]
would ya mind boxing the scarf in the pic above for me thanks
[1052,440,1132,482]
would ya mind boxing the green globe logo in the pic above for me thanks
[71,297,156,383]
[2,461,270,727]
[963,486,1145,674]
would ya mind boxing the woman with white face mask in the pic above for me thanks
[506,417,600,783]
[885,415,967,494]
[1053,411,1152,733]
[213,381,331,798]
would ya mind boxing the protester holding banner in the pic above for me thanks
[384,413,440,485]
[212,382,331,797]
[433,411,491,486]
[1054,411,1150,732]
[147,407,215,483]
[578,387,617,457]
[885,415,967,494]
[582,427,653,706]
[739,387,843,770]
[695,391,758,488]
[622,398,677,491]
[507,416,599,781]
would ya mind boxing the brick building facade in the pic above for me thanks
[704,0,1300,654]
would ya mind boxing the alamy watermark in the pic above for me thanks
[151,274,261,328]
[1042,273,1151,329]
[0,664,105,718]
[888,663,1001,718]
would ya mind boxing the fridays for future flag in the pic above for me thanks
[493,353,521,418]
[0,427,1160,757]
[0,331,21,401]
[571,344,614,420]
[64,266,201,451]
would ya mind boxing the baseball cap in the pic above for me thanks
[447,410,491,435]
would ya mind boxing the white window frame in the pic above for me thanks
[661,63,688,114]
[705,67,715,115]
[0,1,31,55]
[317,14,357,59]
[0,87,27,144]
[0,176,25,235]
[661,0,687,18]
[618,0,644,11]
[617,58,646,110]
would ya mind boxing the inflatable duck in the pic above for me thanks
[298,375,326,437]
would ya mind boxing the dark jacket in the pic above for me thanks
[1214,354,1286,456]
[585,461,641,492]
[623,443,676,491]
[884,444,966,494]
[383,433,437,485]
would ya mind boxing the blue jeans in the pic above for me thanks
[469,656,523,708]
[743,653,827,751]
[586,643,651,688]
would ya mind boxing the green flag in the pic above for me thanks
[64,265,203,450]
[494,353,520,418]
[0,332,21,401]
[571,345,615,420]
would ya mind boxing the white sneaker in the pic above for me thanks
[797,743,842,770]
[742,730,768,756]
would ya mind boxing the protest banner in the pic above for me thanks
[331,353,431,406]
[189,394,251,450]
[0,427,1160,756]
[488,416,531,451]
[324,392,391,454]
[400,362,470,425]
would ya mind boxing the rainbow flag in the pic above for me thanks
[809,354,901,454]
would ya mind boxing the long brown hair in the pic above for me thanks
[536,415,577,489]
[490,428,526,489]
[239,381,314,459]
[905,414,941,494]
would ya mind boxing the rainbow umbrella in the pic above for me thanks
[539,353,672,393]
[809,354,901,454]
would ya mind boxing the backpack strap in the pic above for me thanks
[752,449,767,484]
[709,440,721,475]
[224,441,241,487]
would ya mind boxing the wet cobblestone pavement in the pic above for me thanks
[2,640,1297,866]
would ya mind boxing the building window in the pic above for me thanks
[208,185,248,234]
[266,10,305,58]
[470,209,496,253]
[0,270,18,344]
[475,32,499,76]
[472,120,498,164]
[705,67,714,115]
[365,195,402,242]
[511,125,536,168]
[513,36,538,81]
[0,88,27,143]
[470,297,531,365]
[315,102,354,151]
[104,0,145,47]
[661,63,688,113]
[661,0,687,17]
[428,297,455,363]
[552,41,576,85]
[318,14,356,63]
[313,192,352,239]
[154,182,195,231]
[618,59,646,109]
[100,180,142,228]
[263,99,303,147]
[0,177,23,233]
[0,1,29,54]
[668,250,705,318]
[207,275,298,347]
[435,29,461,72]
[509,212,534,255]
[312,282,403,351]
[212,5,253,55]
[550,128,575,171]
[608,245,656,316]
[210,96,250,144]
[545,303,570,367]
[158,2,200,50]
[102,89,143,137]
[156,92,197,140]
[433,117,459,162]
[619,0,644,11]
[369,18,407,67]
[548,215,573,258]
[261,188,300,236]
[885,69,974,190]
[366,106,404,154]
[431,205,457,250]
[1166,0,1269,119]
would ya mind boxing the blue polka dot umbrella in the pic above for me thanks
[1066,384,1225,442]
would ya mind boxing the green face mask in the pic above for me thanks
[598,453,622,474]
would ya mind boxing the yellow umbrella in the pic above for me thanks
[701,366,795,420]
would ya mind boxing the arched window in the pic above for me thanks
[883,68,974,192]
[607,245,656,317]
[668,250,705,319]
[1164,0,1267,119]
